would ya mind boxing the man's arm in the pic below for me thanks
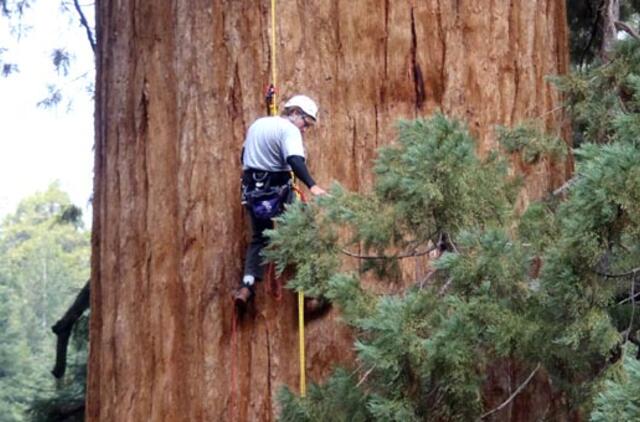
[286,155,316,188]
[286,155,327,196]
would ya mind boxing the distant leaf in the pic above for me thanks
[37,85,62,108]
[2,63,18,77]
[51,48,70,76]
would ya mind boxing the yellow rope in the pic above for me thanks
[269,0,306,398]
[298,290,306,397]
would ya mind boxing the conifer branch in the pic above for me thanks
[340,244,437,260]
[478,363,541,420]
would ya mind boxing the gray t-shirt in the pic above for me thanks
[242,116,305,172]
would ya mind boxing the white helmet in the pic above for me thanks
[284,95,318,121]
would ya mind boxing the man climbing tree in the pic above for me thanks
[234,95,327,310]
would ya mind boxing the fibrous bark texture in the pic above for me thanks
[88,1,570,421]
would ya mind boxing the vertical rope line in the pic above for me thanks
[270,0,305,397]
[298,290,306,397]
[270,0,278,115]
[229,309,239,420]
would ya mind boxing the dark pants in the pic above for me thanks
[241,170,292,283]
[243,207,275,281]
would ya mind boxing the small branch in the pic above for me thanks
[618,290,640,305]
[356,365,376,388]
[552,176,578,197]
[340,244,437,260]
[615,20,640,40]
[438,277,453,297]
[418,268,438,289]
[479,363,541,420]
[595,267,640,279]
[72,0,96,54]
[534,104,564,120]
[626,272,638,344]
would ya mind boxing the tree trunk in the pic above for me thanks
[88,1,570,420]
[600,0,620,60]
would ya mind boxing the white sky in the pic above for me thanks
[0,2,95,223]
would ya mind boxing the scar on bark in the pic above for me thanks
[51,280,90,378]
[410,7,426,110]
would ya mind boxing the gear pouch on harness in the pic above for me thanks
[242,172,292,220]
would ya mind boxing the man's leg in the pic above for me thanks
[243,210,274,283]
[235,208,274,308]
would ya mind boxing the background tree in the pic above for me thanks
[567,0,640,65]
[0,183,90,421]
[0,0,95,107]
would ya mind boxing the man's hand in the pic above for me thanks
[310,185,327,196]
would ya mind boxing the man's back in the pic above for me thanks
[242,116,305,172]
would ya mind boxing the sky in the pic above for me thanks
[0,1,95,224]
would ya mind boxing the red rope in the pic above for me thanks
[293,184,308,203]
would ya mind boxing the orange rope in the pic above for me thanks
[229,304,239,421]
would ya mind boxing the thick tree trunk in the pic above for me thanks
[88,1,570,420]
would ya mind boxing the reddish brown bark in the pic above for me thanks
[88,1,570,420]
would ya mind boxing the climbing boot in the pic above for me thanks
[233,286,254,312]
[303,296,330,319]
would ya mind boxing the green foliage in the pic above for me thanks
[266,114,517,299]
[591,345,640,422]
[374,115,517,236]
[497,122,567,164]
[278,368,372,422]
[270,48,640,418]
[556,40,640,146]
[0,183,89,421]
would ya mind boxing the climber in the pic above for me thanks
[234,94,327,311]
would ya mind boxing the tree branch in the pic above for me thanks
[72,0,96,54]
[340,244,437,260]
[479,363,541,420]
[51,281,90,378]
[615,20,640,40]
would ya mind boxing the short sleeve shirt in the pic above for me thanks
[242,116,305,172]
